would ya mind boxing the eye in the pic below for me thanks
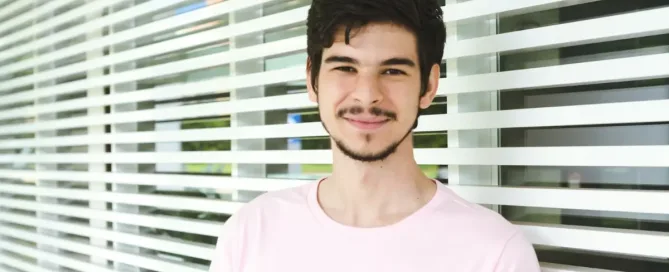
[334,66,356,73]
[382,69,407,75]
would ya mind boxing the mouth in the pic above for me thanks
[344,118,390,130]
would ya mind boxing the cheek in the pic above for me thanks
[319,91,346,114]
[319,75,352,112]
[383,82,420,116]
[399,103,420,123]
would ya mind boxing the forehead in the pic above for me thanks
[322,23,418,64]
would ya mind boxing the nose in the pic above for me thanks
[351,73,383,106]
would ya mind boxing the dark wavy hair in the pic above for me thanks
[306,0,446,97]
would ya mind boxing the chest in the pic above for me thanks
[238,230,498,272]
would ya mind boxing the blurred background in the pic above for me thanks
[0,0,668,271]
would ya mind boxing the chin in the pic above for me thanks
[333,137,402,162]
[341,134,390,148]
[322,120,413,162]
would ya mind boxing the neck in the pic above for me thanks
[318,135,437,228]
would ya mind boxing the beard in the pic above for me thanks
[320,105,419,163]
[331,126,413,162]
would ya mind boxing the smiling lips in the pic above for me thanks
[344,117,390,130]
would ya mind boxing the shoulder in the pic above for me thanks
[493,229,541,271]
[228,181,314,226]
[433,184,520,239]
[209,182,314,270]
[240,181,313,211]
[432,184,540,270]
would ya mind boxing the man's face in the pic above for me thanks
[308,23,435,162]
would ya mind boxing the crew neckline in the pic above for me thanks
[307,177,446,234]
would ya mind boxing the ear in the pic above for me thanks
[306,57,318,103]
[419,63,440,109]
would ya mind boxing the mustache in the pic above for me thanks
[337,106,397,120]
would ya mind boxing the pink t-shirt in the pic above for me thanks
[209,180,541,272]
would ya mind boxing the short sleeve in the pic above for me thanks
[493,230,542,272]
[208,213,242,272]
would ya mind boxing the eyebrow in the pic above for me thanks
[323,56,416,67]
[324,55,358,65]
[381,58,416,67]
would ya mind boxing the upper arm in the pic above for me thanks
[493,230,542,272]
[208,214,242,272]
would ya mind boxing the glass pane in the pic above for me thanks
[498,1,669,270]
[537,246,669,271]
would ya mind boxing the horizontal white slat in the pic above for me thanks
[0,240,114,272]
[2,172,663,225]
[0,0,15,8]
[0,211,214,260]
[0,0,117,54]
[1,98,666,147]
[0,226,206,272]
[0,36,306,121]
[0,251,53,272]
[444,0,598,23]
[0,0,74,40]
[444,6,669,59]
[0,1,301,92]
[439,53,669,94]
[0,91,312,135]
[423,98,669,131]
[0,197,220,236]
[5,92,666,140]
[0,150,329,164]
[417,147,669,167]
[0,1,35,33]
[540,262,621,272]
[1,146,669,166]
[0,122,325,148]
[522,223,669,259]
[0,170,309,192]
[0,14,307,109]
[2,91,667,138]
[448,185,669,215]
[3,170,665,215]
[0,184,243,214]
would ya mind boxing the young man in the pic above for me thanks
[209,0,541,271]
